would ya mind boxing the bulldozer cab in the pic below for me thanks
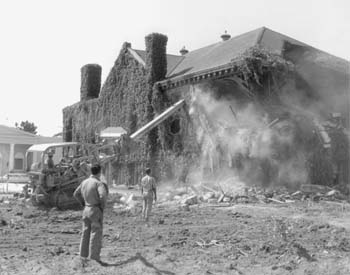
[26,142,79,172]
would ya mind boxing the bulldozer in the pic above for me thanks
[25,99,186,209]
[25,142,99,209]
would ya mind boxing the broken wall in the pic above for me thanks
[63,39,349,189]
[152,84,200,183]
[156,46,349,189]
[283,42,350,127]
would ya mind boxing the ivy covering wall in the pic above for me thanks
[63,42,297,185]
[63,34,170,185]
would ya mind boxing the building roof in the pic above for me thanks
[132,49,184,75]
[0,125,62,145]
[258,28,349,73]
[169,27,348,78]
[168,28,264,78]
[130,27,349,88]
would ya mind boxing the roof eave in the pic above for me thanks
[157,62,237,90]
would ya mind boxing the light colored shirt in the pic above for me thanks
[73,175,108,209]
[141,175,156,195]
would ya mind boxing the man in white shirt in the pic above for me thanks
[140,168,157,222]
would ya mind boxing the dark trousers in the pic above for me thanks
[142,193,153,221]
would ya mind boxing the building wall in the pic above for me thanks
[63,37,349,187]
[283,42,350,127]
[63,49,150,186]
[14,144,31,171]
[157,69,349,186]
[297,63,349,126]
[0,143,32,175]
[63,34,169,185]
[0,144,10,176]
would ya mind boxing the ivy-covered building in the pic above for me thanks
[63,27,349,187]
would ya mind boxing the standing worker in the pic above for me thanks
[42,151,56,187]
[140,168,157,223]
[46,152,55,169]
[73,164,108,263]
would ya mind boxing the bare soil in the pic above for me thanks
[1,192,350,275]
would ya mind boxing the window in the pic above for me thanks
[170,118,181,135]
[14,152,24,170]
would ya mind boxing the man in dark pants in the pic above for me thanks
[46,152,55,169]
[73,164,108,262]
[140,168,157,222]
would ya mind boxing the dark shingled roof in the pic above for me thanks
[168,28,264,78]
[258,28,349,73]
[133,49,184,76]
[132,27,349,83]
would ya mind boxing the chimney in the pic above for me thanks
[80,64,102,101]
[221,30,231,41]
[179,46,189,56]
[145,33,168,83]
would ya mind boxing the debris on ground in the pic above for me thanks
[182,195,198,206]
[1,182,350,274]
[153,181,350,208]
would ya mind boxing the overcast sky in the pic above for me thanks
[0,0,349,136]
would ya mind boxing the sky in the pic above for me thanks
[0,0,349,136]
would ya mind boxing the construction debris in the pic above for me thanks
[195,239,223,248]
[202,192,215,201]
[182,195,198,206]
[3,178,349,212]
[155,181,350,207]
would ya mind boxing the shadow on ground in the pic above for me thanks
[100,252,175,275]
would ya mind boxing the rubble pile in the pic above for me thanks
[153,181,350,209]
[2,179,349,215]
[110,191,143,215]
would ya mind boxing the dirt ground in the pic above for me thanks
[1,188,350,275]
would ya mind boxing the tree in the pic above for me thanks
[15,120,38,135]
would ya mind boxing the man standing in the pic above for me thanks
[140,168,157,222]
[45,152,55,169]
[73,164,108,262]
[42,152,56,187]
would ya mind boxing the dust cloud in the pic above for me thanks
[186,83,310,191]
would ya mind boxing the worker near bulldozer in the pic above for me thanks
[140,168,157,222]
[45,152,55,169]
[41,152,56,187]
[73,163,108,263]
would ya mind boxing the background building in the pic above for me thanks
[0,125,61,176]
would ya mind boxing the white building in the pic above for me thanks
[0,125,61,176]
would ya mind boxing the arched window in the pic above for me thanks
[170,117,181,135]
[14,152,25,170]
